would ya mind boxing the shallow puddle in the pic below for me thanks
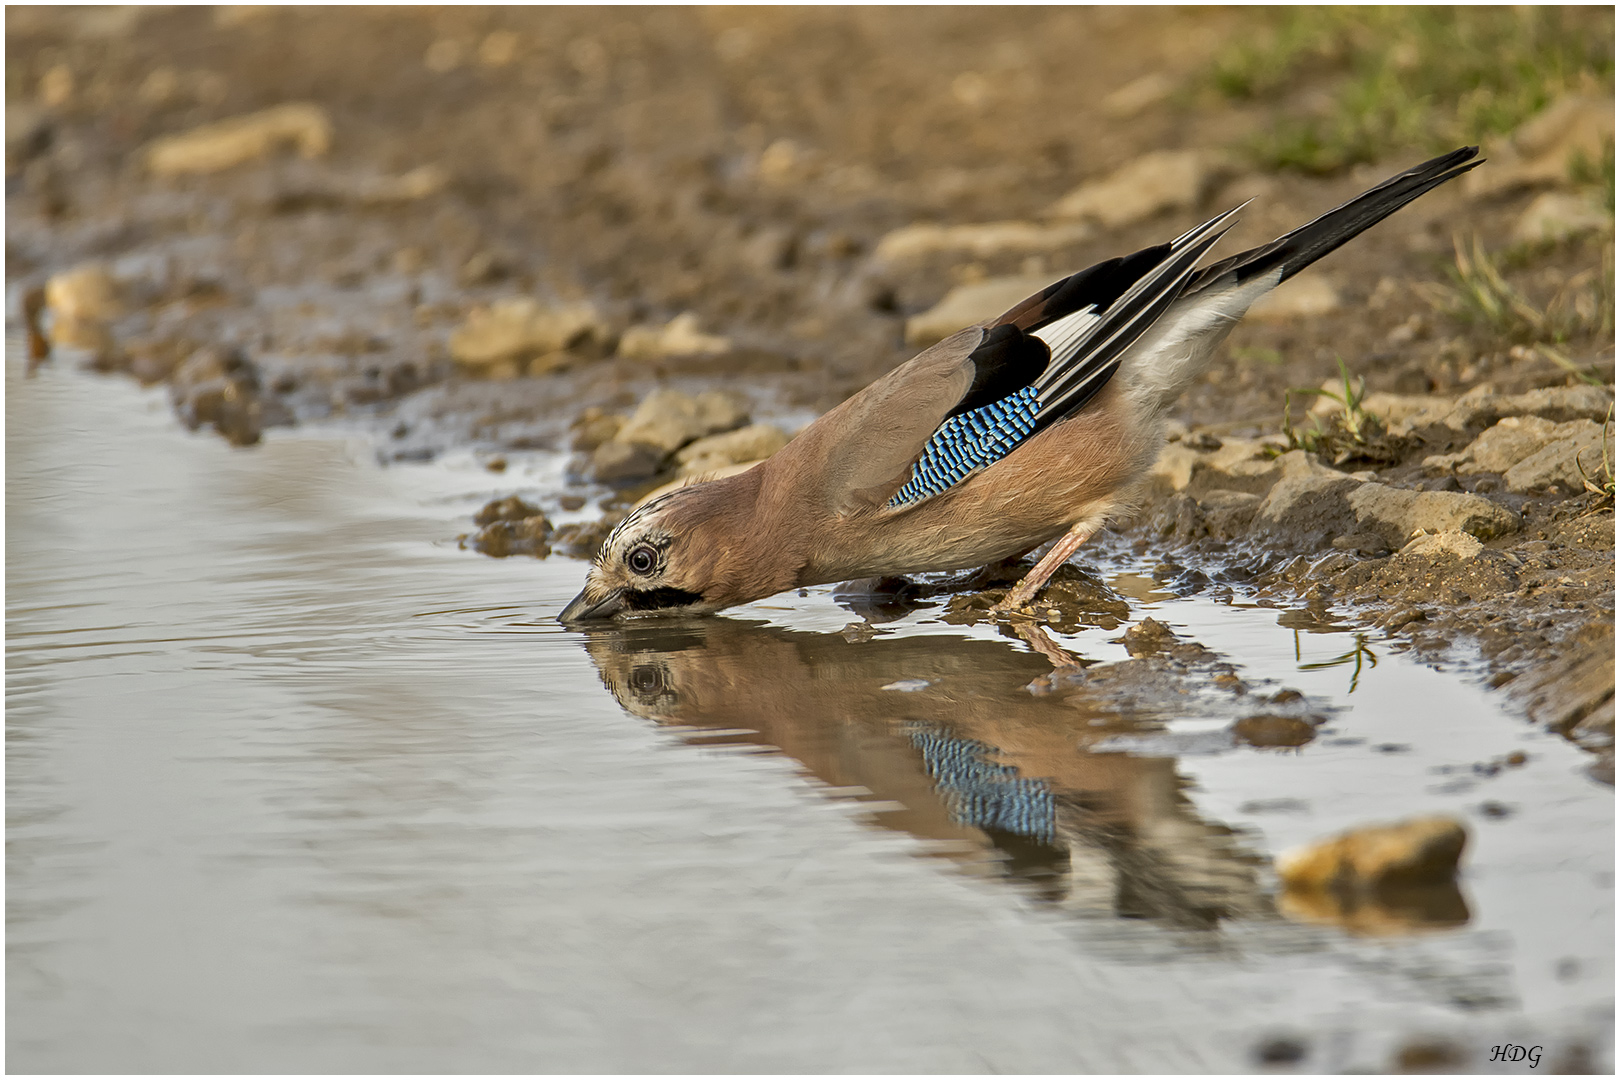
[7,354,1613,1072]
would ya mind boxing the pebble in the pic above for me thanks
[1514,191,1613,244]
[1465,93,1614,199]
[170,345,262,447]
[44,263,124,323]
[1275,814,1468,891]
[1047,149,1225,228]
[1397,529,1484,560]
[617,312,731,360]
[570,410,625,453]
[448,297,602,374]
[1233,714,1318,748]
[904,274,1055,347]
[145,103,333,176]
[1246,272,1340,322]
[674,423,789,476]
[872,220,1092,265]
[466,515,552,559]
[585,440,667,484]
[615,388,749,455]
[474,496,542,527]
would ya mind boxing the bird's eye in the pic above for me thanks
[626,544,658,576]
[629,664,664,695]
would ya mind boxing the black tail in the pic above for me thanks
[1187,146,1482,293]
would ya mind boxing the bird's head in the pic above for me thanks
[560,474,777,622]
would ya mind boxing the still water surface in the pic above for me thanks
[7,355,1613,1072]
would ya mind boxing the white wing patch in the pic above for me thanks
[1029,306,1101,388]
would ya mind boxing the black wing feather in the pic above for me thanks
[1186,146,1482,294]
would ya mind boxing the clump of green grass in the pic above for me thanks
[1273,356,1404,466]
[1211,7,1614,173]
[1425,234,1614,347]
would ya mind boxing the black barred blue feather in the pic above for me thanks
[907,723,1055,844]
[888,386,1039,506]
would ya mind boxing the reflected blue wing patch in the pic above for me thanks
[907,723,1055,844]
[887,385,1040,507]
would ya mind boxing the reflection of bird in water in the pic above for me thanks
[583,617,1271,929]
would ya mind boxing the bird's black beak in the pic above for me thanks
[559,585,625,624]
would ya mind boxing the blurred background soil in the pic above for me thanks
[7,6,1615,758]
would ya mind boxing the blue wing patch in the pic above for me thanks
[887,385,1039,507]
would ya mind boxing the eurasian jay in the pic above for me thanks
[562,147,1481,622]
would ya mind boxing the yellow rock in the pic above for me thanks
[1465,94,1615,198]
[1048,150,1226,228]
[1397,530,1484,560]
[1276,815,1467,892]
[675,423,790,475]
[45,263,124,323]
[1248,272,1340,322]
[904,274,1054,347]
[617,313,730,360]
[448,298,601,371]
[145,103,333,177]
[872,221,1092,265]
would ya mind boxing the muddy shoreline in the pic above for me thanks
[8,8,1613,774]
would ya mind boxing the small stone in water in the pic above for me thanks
[475,496,543,526]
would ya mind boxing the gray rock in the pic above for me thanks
[1464,94,1614,199]
[1440,384,1614,432]
[1346,483,1520,548]
[587,440,667,484]
[1149,436,1285,496]
[1503,424,1614,493]
[1332,531,1393,556]
[615,388,749,454]
[1426,415,1605,475]
[1199,489,1262,540]
[1254,470,1361,551]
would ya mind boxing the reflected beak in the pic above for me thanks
[560,584,625,624]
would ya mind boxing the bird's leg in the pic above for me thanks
[991,518,1102,614]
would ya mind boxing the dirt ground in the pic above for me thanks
[7,7,1614,770]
